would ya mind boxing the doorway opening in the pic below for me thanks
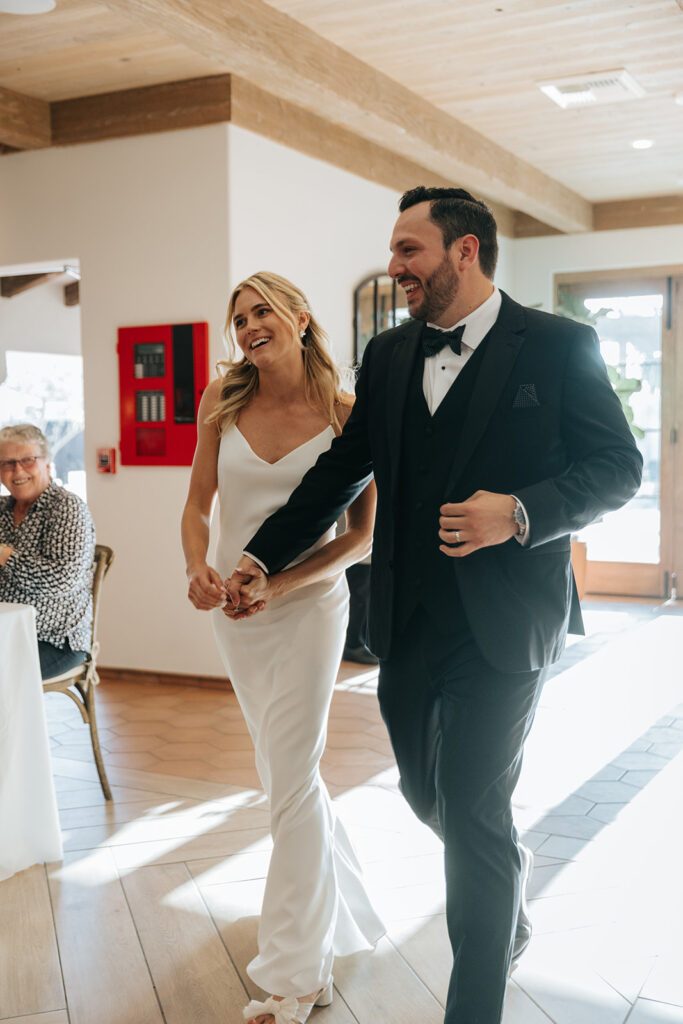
[0,260,85,498]
[555,269,682,599]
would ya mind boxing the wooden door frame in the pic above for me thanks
[554,265,683,598]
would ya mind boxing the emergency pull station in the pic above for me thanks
[117,322,209,465]
[96,447,116,474]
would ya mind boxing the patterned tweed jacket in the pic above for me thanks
[0,481,96,652]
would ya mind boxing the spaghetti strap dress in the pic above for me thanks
[212,424,384,996]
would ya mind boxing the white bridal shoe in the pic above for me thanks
[243,979,334,1024]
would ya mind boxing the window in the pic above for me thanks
[0,350,86,499]
[354,273,411,361]
[581,293,662,565]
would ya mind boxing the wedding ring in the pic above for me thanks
[455,530,461,542]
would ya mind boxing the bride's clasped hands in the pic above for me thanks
[223,557,275,620]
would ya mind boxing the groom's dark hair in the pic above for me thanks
[399,186,498,280]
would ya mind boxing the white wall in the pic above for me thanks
[227,126,516,361]
[511,224,683,309]
[495,235,515,297]
[226,126,400,365]
[0,125,232,675]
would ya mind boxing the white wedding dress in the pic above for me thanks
[212,424,384,996]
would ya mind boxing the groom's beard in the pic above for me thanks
[410,254,459,323]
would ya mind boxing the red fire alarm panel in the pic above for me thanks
[117,322,209,466]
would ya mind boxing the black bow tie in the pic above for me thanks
[421,323,465,358]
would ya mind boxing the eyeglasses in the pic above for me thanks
[0,456,43,471]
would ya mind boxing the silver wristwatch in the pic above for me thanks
[512,497,527,539]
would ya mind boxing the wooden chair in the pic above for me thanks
[42,544,114,800]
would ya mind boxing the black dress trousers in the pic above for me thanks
[377,602,546,1024]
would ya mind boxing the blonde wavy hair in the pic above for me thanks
[208,271,347,434]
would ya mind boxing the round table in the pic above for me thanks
[0,602,63,881]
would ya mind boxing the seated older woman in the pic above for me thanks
[0,423,96,679]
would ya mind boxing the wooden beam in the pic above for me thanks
[0,272,63,298]
[64,280,80,306]
[0,85,50,150]
[230,77,516,238]
[100,0,592,233]
[516,194,683,237]
[593,194,683,232]
[513,212,564,238]
[51,74,230,146]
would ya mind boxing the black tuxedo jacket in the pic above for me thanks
[247,291,643,671]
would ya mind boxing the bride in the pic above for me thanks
[181,271,384,1024]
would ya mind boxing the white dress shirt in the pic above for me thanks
[422,286,502,414]
[421,286,529,543]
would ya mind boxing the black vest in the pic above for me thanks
[394,337,489,633]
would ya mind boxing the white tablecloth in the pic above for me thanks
[0,602,63,881]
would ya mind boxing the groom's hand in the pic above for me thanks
[225,557,267,619]
[439,491,517,557]
[226,556,261,606]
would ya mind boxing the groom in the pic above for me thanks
[230,187,642,1023]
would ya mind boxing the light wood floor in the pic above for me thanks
[2,602,683,1024]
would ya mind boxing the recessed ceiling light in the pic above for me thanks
[0,0,55,12]
[631,138,654,150]
[675,94,683,107]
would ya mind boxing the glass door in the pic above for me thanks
[556,273,679,598]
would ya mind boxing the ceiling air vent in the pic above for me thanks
[538,69,645,109]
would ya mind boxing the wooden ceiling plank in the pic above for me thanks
[0,4,130,62]
[99,0,591,232]
[50,74,231,145]
[0,85,50,150]
[268,0,676,51]
[0,28,228,102]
